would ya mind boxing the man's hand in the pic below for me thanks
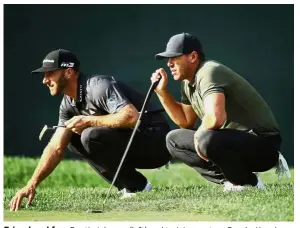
[65,115,90,134]
[194,128,209,161]
[9,185,36,211]
[151,68,168,93]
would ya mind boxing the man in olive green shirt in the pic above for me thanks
[151,32,289,191]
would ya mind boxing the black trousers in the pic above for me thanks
[68,123,171,192]
[166,128,280,186]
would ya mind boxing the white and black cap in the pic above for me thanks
[31,49,80,74]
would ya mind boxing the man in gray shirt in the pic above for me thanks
[10,49,171,211]
[151,32,289,191]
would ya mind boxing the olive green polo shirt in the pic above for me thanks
[181,60,280,136]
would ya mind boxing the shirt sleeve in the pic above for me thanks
[58,97,73,126]
[90,78,131,114]
[199,65,226,99]
[181,82,191,105]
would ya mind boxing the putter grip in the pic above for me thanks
[152,77,161,89]
[138,77,162,116]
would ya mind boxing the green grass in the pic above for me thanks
[4,156,208,188]
[4,156,294,221]
[4,210,223,221]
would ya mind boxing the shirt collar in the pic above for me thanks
[188,62,204,88]
[77,73,88,102]
[70,73,85,107]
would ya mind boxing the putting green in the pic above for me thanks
[4,210,227,221]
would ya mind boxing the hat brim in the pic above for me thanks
[155,51,183,60]
[31,67,60,74]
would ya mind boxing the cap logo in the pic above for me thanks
[43,59,55,63]
[61,62,74,67]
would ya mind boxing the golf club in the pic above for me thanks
[38,108,165,142]
[39,125,64,141]
[86,78,162,213]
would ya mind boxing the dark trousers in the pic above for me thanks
[68,123,171,192]
[166,128,280,186]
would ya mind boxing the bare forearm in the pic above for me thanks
[28,144,64,188]
[156,89,188,127]
[88,110,137,128]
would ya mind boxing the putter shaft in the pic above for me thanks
[101,79,161,212]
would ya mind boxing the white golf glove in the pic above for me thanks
[275,152,291,181]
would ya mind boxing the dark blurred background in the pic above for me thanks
[4,4,294,164]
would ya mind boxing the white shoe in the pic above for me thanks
[275,152,291,181]
[223,181,245,192]
[144,181,152,191]
[223,173,265,192]
[254,172,265,190]
[118,181,152,199]
[118,188,136,199]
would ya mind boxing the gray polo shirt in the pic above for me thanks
[58,73,166,127]
[181,60,280,137]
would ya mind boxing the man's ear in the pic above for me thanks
[189,51,199,64]
[65,68,74,79]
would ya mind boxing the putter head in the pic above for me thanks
[86,209,104,213]
[39,125,48,141]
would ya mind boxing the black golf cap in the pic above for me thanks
[31,49,80,74]
[155,33,203,60]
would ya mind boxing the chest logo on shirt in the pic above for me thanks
[107,93,117,111]
[108,98,117,111]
